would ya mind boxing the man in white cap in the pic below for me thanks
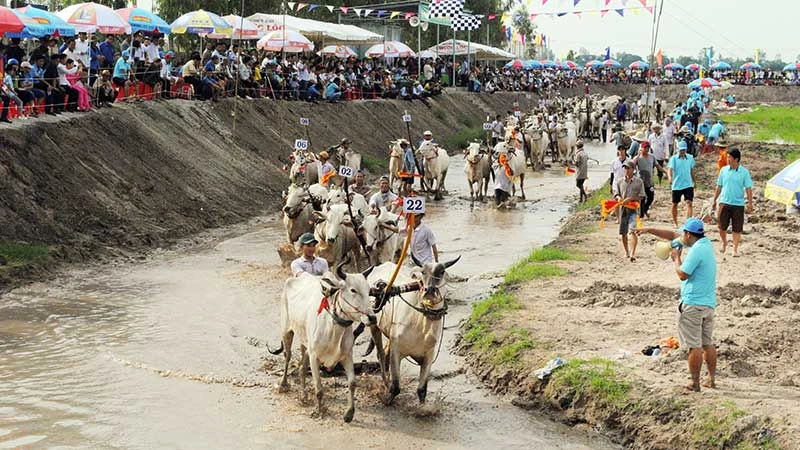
[417,130,435,188]
[291,232,329,276]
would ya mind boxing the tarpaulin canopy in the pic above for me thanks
[425,39,515,60]
[247,13,382,43]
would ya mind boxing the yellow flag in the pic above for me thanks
[699,67,704,78]
[755,48,760,64]
[390,11,400,19]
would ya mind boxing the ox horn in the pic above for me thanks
[336,257,352,280]
[442,255,462,269]
[410,252,424,268]
[362,265,374,278]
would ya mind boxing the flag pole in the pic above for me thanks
[452,26,455,87]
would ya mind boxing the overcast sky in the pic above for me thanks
[524,0,797,61]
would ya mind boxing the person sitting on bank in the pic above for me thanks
[290,232,329,277]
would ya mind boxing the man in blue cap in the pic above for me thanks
[637,217,717,392]
[668,140,696,227]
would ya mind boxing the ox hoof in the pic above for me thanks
[276,383,290,393]
[383,393,396,406]
[343,408,355,423]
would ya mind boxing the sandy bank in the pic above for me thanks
[457,141,800,449]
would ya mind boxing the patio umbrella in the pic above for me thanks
[686,63,703,71]
[664,62,684,70]
[319,45,357,58]
[13,5,76,37]
[57,2,130,34]
[419,50,435,59]
[741,62,761,71]
[765,159,800,206]
[115,7,169,34]
[561,60,578,70]
[364,41,415,58]
[522,60,542,70]
[710,61,731,70]
[783,63,800,71]
[603,59,621,68]
[505,59,523,69]
[5,9,66,38]
[0,5,25,35]
[628,60,649,70]
[170,9,232,35]
[712,80,734,90]
[687,77,720,89]
[585,59,602,68]
[540,59,557,68]
[204,14,260,39]
[257,29,314,53]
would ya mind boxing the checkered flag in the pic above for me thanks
[451,13,480,31]
[429,0,465,18]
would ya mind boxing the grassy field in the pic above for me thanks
[721,106,800,148]
[0,242,50,268]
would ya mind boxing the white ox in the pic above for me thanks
[271,264,381,422]
[362,208,401,265]
[367,254,461,404]
[314,204,363,270]
[494,142,527,199]
[555,119,578,163]
[282,183,328,244]
[288,150,319,186]
[417,141,450,200]
[326,186,369,220]
[522,125,549,169]
[463,142,491,200]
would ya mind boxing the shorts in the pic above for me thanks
[112,77,127,87]
[677,304,715,349]
[576,178,586,188]
[618,209,638,235]
[718,203,745,233]
[671,187,694,204]
[401,177,414,184]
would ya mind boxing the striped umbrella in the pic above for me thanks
[561,60,578,70]
[585,59,601,68]
[170,9,232,35]
[319,45,357,58]
[57,2,129,34]
[664,62,684,70]
[364,41,414,58]
[539,60,557,68]
[740,62,762,71]
[686,63,703,71]
[765,160,800,206]
[628,60,649,70]
[257,29,314,53]
[523,59,542,70]
[783,63,800,72]
[115,7,169,34]
[204,14,261,39]
[710,61,731,70]
[687,78,720,89]
[505,59,523,69]
[0,5,25,35]
[13,6,76,37]
[603,59,621,68]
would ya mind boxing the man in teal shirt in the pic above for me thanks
[637,217,717,392]
[713,149,753,256]
[667,140,696,227]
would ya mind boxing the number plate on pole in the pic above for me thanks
[402,114,412,123]
[294,139,309,150]
[300,117,310,126]
[483,123,493,130]
[403,197,426,214]
[338,166,354,178]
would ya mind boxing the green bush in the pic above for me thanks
[0,242,50,268]
[443,127,485,151]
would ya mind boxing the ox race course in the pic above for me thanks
[0,145,618,449]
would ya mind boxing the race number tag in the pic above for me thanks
[514,111,521,117]
[294,139,309,150]
[513,101,519,107]
[300,117,310,126]
[403,197,426,214]
[402,114,412,123]
[483,122,493,130]
[338,165,355,178]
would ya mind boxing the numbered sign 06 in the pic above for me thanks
[300,117,310,126]
[294,139,309,151]
[338,165,355,178]
[403,197,426,214]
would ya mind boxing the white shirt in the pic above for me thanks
[144,43,160,64]
[369,191,398,210]
[317,161,335,185]
[57,63,77,86]
[290,255,329,276]
[297,61,310,81]
[610,157,629,180]
[493,161,512,193]
[648,132,667,160]
[74,38,90,66]
[410,224,437,264]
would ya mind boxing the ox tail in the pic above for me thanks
[362,338,376,357]
[267,341,284,355]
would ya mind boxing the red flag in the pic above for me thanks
[600,9,609,17]
[639,0,647,6]
[542,0,548,4]
[565,167,576,176]
[656,48,663,67]
[488,14,496,20]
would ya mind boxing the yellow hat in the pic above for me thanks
[654,241,671,260]
[318,151,329,160]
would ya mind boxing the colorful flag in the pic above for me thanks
[452,13,481,31]
[656,48,663,67]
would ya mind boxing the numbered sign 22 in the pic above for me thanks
[338,165,354,178]
[483,122,493,131]
[294,139,309,151]
[300,117,310,126]
[402,114,412,123]
[403,197,426,214]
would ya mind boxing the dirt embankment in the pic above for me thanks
[457,141,800,449]
[0,92,544,291]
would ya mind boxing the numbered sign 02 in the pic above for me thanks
[403,197,426,214]
[483,123,493,131]
[294,139,309,151]
[338,166,355,178]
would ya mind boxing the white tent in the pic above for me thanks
[247,14,382,44]
[426,39,515,60]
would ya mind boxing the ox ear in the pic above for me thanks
[312,211,326,223]
[410,252,423,268]
[442,255,461,269]
[361,266,374,278]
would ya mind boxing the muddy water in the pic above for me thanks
[0,144,617,450]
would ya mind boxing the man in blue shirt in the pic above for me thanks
[707,120,725,145]
[637,217,717,392]
[713,149,753,256]
[98,35,116,70]
[667,140,695,227]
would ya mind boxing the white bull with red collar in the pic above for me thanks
[417,141,449,200]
